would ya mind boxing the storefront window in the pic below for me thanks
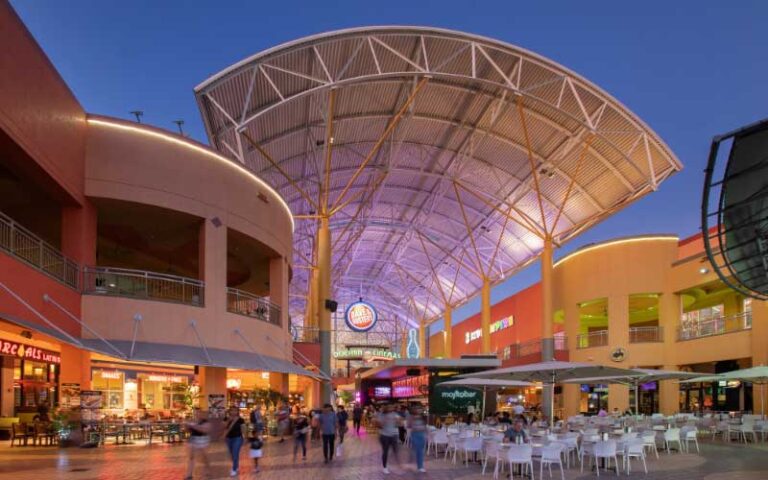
[579,384,608,413]
[92,370,125,409]
[13,358,59,413]
[139,373,188,410]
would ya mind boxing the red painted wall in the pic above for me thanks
[0,254,82,337]
[451,284,543,356]
[0,1,87,205]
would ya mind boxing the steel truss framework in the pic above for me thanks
[195,27,682,329]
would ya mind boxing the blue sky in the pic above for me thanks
[12,0,767,331]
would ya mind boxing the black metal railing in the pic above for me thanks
[83,266,204,306]
[226,287,281,326]
[0,211,79,289]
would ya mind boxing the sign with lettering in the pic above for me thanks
[345,301,378,332]
[464,315,514,344]
[334,347,400,361]
[0,338,61,364]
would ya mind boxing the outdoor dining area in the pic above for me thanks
[417,361,768,478]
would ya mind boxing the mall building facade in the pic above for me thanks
[0,3,314,421]
[429,233,768,417]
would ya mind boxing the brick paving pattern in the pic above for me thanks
[0,429,767,480]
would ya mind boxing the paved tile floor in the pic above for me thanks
[1,430,767,480]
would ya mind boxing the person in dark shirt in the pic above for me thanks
[352,403,363,435]
[337,406,349,444]
[503,421,528,444]
[499,412,513,425]
[293,412,310,461]
[224,407,245,476]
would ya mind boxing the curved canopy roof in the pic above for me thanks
[195,26,681,328]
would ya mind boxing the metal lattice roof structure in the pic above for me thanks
[195,26,682,328]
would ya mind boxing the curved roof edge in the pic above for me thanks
[194,25,681,170]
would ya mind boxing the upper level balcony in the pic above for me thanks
[677,312,752,341]
[629,325,663,343]
[82,266,204,306]
[502,335,568,360]
[226,287,281,326]
[576,330,608,349]
[0,210,79,289]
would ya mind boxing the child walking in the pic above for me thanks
[249,432,264,474]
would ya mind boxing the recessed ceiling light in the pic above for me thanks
[699,267,709,274]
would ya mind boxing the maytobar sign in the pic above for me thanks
[430,380,483,415]
[0,338,60,364]
[334,348,400,362]
[464,315,514,344]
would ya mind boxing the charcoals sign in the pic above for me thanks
[344,301,378,332]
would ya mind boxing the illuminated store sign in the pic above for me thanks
[0,338,61,364]
[334,348,400,361]
[345,301,378,332]
[146,374,185,383]
[464,316,514,344]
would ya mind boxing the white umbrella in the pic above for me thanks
[565,368,706,415]
[437,378,534,420]
[682,366,768,418]
[459,361,640,425]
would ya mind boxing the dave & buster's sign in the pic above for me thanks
[0,338,61,364]
[344,301,378,332]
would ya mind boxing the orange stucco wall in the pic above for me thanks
[0,1,87,205]
[450,284,544,356]
[0,254,82,337]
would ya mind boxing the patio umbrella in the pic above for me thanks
[437,378,534,420]
[682,366,768,418]
[459,361,640,425]
[564,368,706,415]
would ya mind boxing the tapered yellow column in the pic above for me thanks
[317,216,332,404]
[444,304,453,358]
[541,237,555,424]
[481,277,492,354]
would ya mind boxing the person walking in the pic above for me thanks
[248,431,264,474]
[407,405,428,473]
[352,403,363,435]
[277,403,290,443]
[224,407,245,477]
[184,410,212,480]
[377,404,401,474]
[250,404,265,439]
[319,404,338,464]
[336,406,349,444]
[293,411,310,461]
[397,405,408,444]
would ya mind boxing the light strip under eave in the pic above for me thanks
[553,236,679,268]
[87,118,295,232]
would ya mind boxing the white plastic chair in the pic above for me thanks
[506,444,534,480]
[591,440,620,476]
[538,443,565,480]
[663,428,681,454]
[623,438,647,474]
[431,429,449,456]
[680,427,699,453]
[463,437,484,467]
[446,433,461,463]
[579,440,596,472]
[739,422,758,443]
[482,441,503,478]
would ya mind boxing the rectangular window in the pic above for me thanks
[92,370,125,409]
